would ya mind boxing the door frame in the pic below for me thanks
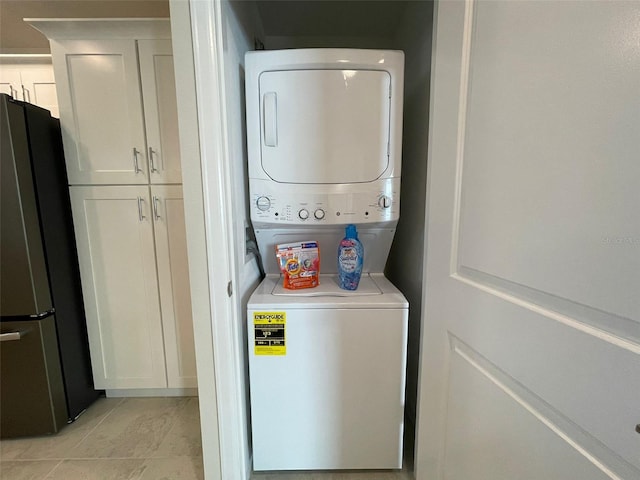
[170,0,242,478]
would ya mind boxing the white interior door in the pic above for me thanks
[416,2,640,480]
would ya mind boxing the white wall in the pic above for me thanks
[264,35,394,50]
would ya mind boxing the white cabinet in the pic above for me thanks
[139,41,182,184]
[30,19,197,394]
[0,67,22,98]
[151,185,197,388]
[45,29,180,184]
[69,186,166,389]
[52,40,147,185]
[70,185,197,389]
[0,59,59,117]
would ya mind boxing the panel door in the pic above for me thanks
[138,40,182,184]
[151,185,197,388]
[416,2,640,480]
[69,186,166,389]
[52,40,147,185]
[0,64,58,117]
[19,65,59,118]
[0,66,22,99]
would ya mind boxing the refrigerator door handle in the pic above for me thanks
[0,331,25,342]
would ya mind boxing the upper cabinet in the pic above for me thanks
[28,19,180,185]
[0,58,59,117]
[53,39,147,185]
[139,40,182,185]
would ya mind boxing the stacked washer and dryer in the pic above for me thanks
[245,49,408,471]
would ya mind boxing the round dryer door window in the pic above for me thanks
[258,69,391,184]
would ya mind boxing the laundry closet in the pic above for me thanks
[191,0,435,475]
[180,1,640,479]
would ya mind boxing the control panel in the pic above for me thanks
[249,178,400,225]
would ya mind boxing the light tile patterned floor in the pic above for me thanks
[0,397,413,479]
[251,471,413,480]
[249,435,415,480]
[0,396,203,480]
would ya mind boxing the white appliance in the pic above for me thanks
[246,49,408,471]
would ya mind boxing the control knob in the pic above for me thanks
[298,209,309,220]
[378,195,391,209]
[256,196,271,211]
[314,208,325,220]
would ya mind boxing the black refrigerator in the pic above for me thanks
[0,94,100,438]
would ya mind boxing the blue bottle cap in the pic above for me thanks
[346,224,358,239]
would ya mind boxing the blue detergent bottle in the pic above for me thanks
[337,224,364,290]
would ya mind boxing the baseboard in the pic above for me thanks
[105,388,198,398]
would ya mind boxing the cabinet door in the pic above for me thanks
[52,40,147,184]
[69,186,167,389]
[0,63,58,117]
[138,40,182,184]
[0,66,22,98]
[151,185,197,388]
[19,65,59,118]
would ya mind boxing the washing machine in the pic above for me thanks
[245,49,408,471]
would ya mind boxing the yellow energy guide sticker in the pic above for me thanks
[253,312,286,355]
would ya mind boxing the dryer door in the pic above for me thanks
[259,69,391,184]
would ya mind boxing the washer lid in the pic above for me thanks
[248,274,408,309]
[271,274,382,297]
[259,69,391,184]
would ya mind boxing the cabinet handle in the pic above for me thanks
[22,86,30,103]
[149,147,159,173]
[152,196,161,221]
[137,197,146,222]
[133,148,143,174]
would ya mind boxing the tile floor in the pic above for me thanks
[1,397,413,480]
[0,396,203,480]
[250,470,413,480]
[249,436,415,480]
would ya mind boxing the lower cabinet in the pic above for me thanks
[151,185,197,388]
[69,185,196,390]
